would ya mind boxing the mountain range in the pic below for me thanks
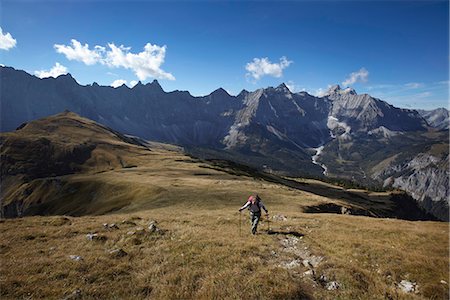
[0,66,448,220]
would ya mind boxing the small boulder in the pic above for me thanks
[86,233,98,241]
[121,220,137,226]
[326,281,340,290]
[135,227,146,235]
[303,270,315,278]
[69,255,83,261]
[148,221,162,234]
[398,280,417,293]
[273,214,287,221]
[340,207,351,215]
[309,256,324,268]
[302,259,313,269]
[280,259,301,269]
[109,248,127,258]
[108,223,119,230]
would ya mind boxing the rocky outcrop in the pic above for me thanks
[373,153,449,221]
[325,85,428,132]
[417,108,449,130]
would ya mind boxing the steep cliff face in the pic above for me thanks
[325,85,428,132]
[417,108,449,130]
[372,151,449,221]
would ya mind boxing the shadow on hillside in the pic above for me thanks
[196,158,440,222]
[266,230,304,237]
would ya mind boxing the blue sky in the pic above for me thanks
[1,0,448,109]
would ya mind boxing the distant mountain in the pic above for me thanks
[0,111,436,222]
[1,66,447,219]
[417,108,449,130]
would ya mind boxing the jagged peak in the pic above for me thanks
[144,79,164,92]
[342,87,357,95]
[326,84,341,95]
[276,82,290,91]
[56,73,76,82]
[325,84,357,96]
[210,87,230,97]
[237,89,249,97]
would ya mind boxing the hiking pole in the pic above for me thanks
[239,211,242,236]
[266,213,270,232]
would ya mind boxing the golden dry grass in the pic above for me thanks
[0,207,448,299]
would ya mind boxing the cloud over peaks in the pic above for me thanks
[54,39,104,65]
[34,62,68,78]
[245,56,292,81]
[105,43,175,81]
[110,79,139,88]
[110,79,128,88]
[54,39,175,81]
[0,27,17,50]
[342,68,369,86]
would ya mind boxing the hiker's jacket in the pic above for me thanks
[239,200,268,214]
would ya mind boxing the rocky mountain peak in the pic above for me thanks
[56,73,77,84]
[326,84,341,95]
[144,79,164,92]
[341,87,357,95]
[275,83,290,92]
[210,87,230,97]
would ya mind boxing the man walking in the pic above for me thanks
[239,194,269,235]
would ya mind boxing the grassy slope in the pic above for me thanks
[0,113,448,299]
[1,209,448,299]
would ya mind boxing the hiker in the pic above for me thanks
[238,194,269,235]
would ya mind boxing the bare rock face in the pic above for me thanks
[417,108,449,130]
[370,151,449,221]
[390,154,449,221]
[325,85,428,132]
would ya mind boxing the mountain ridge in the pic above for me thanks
[1,66,448,220]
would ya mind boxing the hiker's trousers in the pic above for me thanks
[250,211,261,234]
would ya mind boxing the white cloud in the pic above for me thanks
[54,39,104,65]
[110,79,128,88]
[104,43,175,81]
[0,27,17,50]
[245,56,292,81]
[404,82,424,89]
[54,39,175,81]
[285,81,307,93]
[110,79,140,88]
[285,81,298,93]
[342,67,369,86]
[315,87,329,97]
[34,62,68,78]
[416,91,432,98]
